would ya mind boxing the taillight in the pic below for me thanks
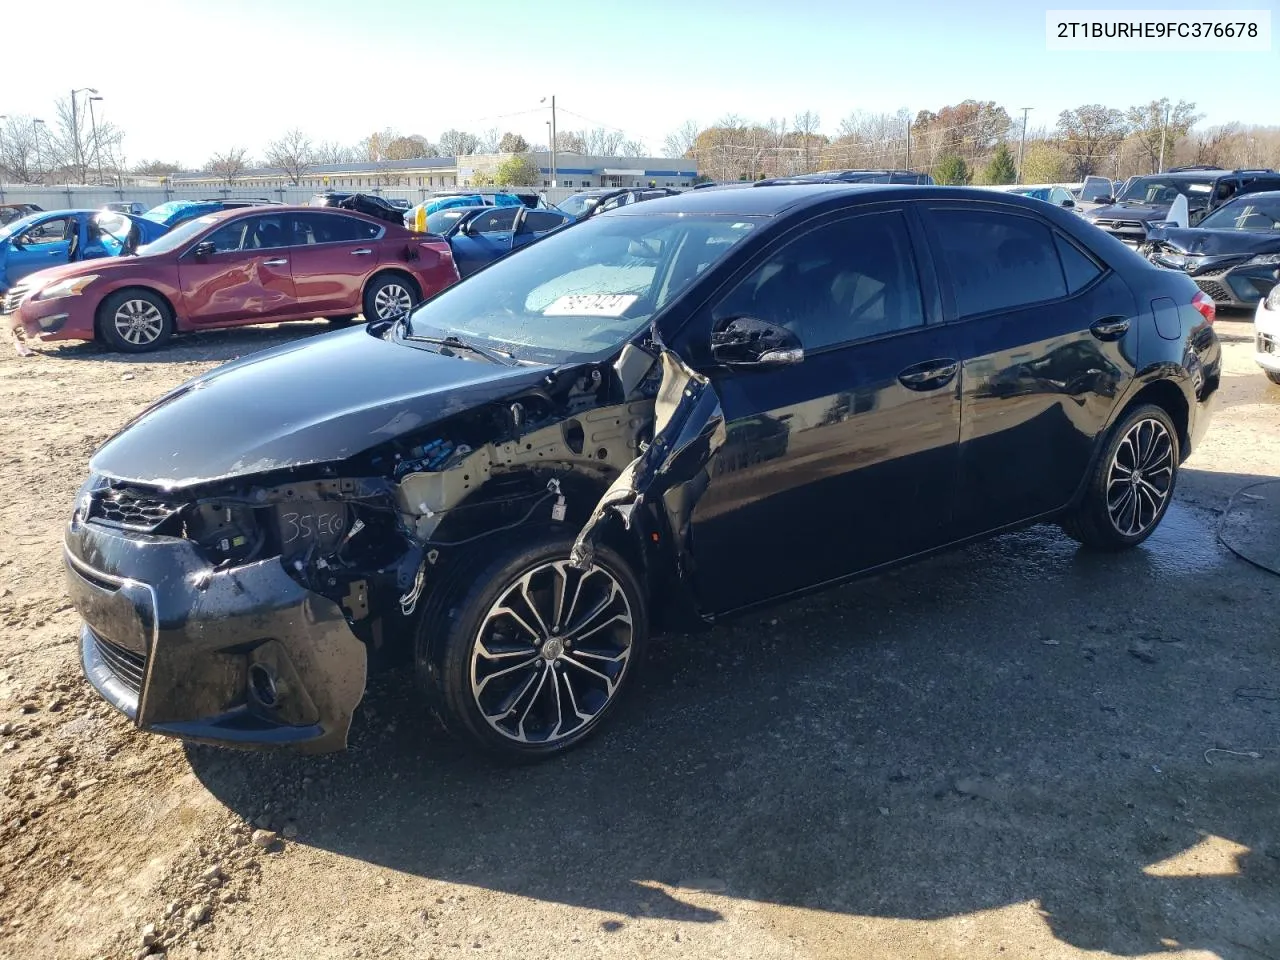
[1191,289,1215,325]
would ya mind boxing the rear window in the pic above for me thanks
[928,208,1069,316]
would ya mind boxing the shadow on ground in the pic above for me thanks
[27,320,334,365]
[188,470,1280,958]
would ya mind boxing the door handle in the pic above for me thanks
[1090,316,1130,341]
[261,258,288,266]
[898,359,959,391]
[351,248,373,256]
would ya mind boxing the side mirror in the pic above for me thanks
[1061,198,1075,208]
[710,316,804,370]
[191,241,216,259]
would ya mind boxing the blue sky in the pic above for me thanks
[6,0,1277,166]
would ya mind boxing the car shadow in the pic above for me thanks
[187,469,1280,957]
[23,319,339,365]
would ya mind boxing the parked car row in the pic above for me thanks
[58,182,1221,759]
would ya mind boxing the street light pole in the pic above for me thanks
[0,115,7,200]
[88,95,104,184]
[1017,107,1033,184]
[33,118,46,183]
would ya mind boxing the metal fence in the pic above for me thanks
[0,184,600,210]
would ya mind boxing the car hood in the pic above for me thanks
[12,258,111,291]
[1086,201,1170,222]
[90,326,554,489]
[1144,226,1280,256]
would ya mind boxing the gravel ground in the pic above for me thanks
[0,316,1277,960]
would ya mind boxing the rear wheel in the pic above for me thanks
[98,290,173,353]
[1060,403,1179,550]
[1266,370,1280,386]
[362,274,418,322]
[415,534,647,761]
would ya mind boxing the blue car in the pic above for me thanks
[142,198,279,230]
[437,204,573,277]
[0,209,169,293]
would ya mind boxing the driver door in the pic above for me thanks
[7,216,74,286]
[177,213,296,325]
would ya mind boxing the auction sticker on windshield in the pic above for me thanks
[543,294,639,316]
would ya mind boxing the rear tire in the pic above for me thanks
[362,274,418,322]
[414,533,647,762]
[1266,370,1280,386]
[97,290,174,353]
[1060,403,1179,550]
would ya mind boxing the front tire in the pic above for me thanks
[1060,403,1180,550]
[415,535,647,761]
[362,274,418,322]
[98,290,174,353]
[1265,370,1280,386]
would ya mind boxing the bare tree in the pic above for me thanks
[554,130,586,154]
[0,115,43,183]
[793,111,820,171]
[662,120,700,159]
[205,148,250,185]
[385,135,434,160]
[619,139,649,158]
[476,128,501,153]
[438,129,481,156]
[265,128,314,185]
[314,140,358,165]
[46,96,126,183]
[1126,99,1199,173]
[134,159,184,177]
[581,128,626,156]
[1056,104,1127,179]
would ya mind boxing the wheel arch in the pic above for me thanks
[1109,375,1191,460]
[94,285,179,338]
[362,268,421,313]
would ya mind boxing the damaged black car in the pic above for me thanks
[1141,190,1280,309]
[66,184,1220,760]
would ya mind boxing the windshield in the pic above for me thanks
[1011,187,1050,200]
[401,212,762,364]
[1117,177,1214,205]
[1197,196,1280,232]
[556,193,603,218]
[93,212,135,247]
[133,214,219,257]
[0,213,42,243]
[426,209,473,234]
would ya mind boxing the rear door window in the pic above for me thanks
[926,207,1069,317]
[292,212,381,245]
[523,211,568,233]
[470,208,519,234]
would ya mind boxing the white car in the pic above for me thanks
[1256,283,1280,386]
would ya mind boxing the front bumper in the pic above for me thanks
[9,291,97,344]
[67,515,367,753]
[1257,298,1280,374]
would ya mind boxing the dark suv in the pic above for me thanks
[757,169,936,186]
[1084,167,1280,246]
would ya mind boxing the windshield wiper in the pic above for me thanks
[405,331,515,365]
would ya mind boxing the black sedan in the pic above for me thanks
[1142,190,1280,309]
[65,184,1220,761]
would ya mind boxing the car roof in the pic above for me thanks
[194,204,389,224]
[596,183,1069,219]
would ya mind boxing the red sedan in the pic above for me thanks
[6,206,459,352]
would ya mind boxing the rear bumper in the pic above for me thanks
[67,517,367,753]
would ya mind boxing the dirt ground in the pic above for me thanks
[1,316,1277,960]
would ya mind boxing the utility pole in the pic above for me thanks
[70,87,98,183]
[33,118,46,183]
[1017,107,1032,184]
[1157,102,1171,173]
[0,115,6,200]
[88,95,104,184]
[542,96,557,189]
[905,112,911,169]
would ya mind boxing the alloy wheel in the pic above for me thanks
[1106,417,1173,537]
[469,559,634,745]
[373,283,412,319]
[112,300,164,346]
